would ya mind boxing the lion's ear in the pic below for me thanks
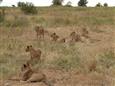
[27,45,29,48]
[23,64,27,68]
[29,45,32,47]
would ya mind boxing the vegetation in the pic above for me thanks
[0,8,5,23]
[0,0,2,4]
[104,3,108,7]
[78,0,88,7]
[52,0,63,6]
[96,3,102,7]
[0,7,115,84]
[65,1,72,7]
[17,2,37,14]
[0,7,114,28]
[0,12,4,23]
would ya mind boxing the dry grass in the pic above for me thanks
[0,6,115,86]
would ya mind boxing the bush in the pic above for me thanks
[12,5,16,7]
[18,2,37,14]
[96,3,102,7]
[78,0,88,7]
[104,3,108,7]
[17,2,25,7]
[0,12,4,23]
[0,9,5,23]
[52,0,63,6]
[65,1,72,7]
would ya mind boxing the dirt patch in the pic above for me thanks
[1,68,115,86]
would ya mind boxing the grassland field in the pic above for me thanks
[0,6,115,86]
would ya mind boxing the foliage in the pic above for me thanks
[0,0,2,4]
[17,2,25,7]
[12,5,16,7]
[52,0,63,6]
[0,8,5,23]
[104,3,108,7]
[96,3,102,7]
[18,2,37,14]
[65,1,72,7]
[78,0,88,7]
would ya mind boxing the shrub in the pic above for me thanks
[96,3,102,7]
[104,3,108,7]
[18,2,37,14]
[0,9,5,23]
[78,0,88,7]
[12,5,16,7]
[0,12,4,23]
[65,1,72,7]
[52,0,63,6]
[17,2,25,7]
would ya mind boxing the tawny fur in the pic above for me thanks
[9,62,52,86]
[82,28,89,38]
[25,45,42,61]
[59,38,66,43]
[21,62,52,86]
[88,61,97,72]
[35,25,45,40]
[70,31,82,42]
[50,32,59,42]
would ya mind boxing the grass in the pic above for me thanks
[96,50,115,73]
[0,7,115,28]
[0,6,115,81]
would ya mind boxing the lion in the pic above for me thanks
[25,45,42,62]
[20,62,52,86]
[82,28,89,38]
[35,25,45,40]
[69,31,82,42]
[50,32,59,42]
[88,61,97,72]
[58,38,66,43]
[8,62,52,86]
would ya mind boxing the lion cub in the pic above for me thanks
[82,28,89,38]
[25,45,42,61]
[69,31,82,42]
[35,25,45,40]
[50,32,59,42]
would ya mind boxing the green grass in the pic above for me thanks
[0,7,115,28]
[0,6,115,80]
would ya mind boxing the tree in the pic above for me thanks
[12,5,16,7]
[96,2,102,7]
[17,2,37,14]
[104,3,108,7]
[0,0,3,4]
[17,2,25,7]
[0,0,5,23]
[65,1,72,7]
[52,0,63,6]
[78,0,88,7]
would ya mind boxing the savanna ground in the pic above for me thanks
[0,6,115,86]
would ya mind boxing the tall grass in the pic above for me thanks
[0,6,115,80]
[96,50,115,73]
[1,7,115,28]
